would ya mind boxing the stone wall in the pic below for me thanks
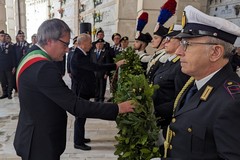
[0,0,7,32]
[2,0,240,45]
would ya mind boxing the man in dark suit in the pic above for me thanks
[90,39,109,102]
[53,54,66,77]
[13,19,134,160]
[0,30,16,99]
[162,6,240,159]
[70,33,126,150]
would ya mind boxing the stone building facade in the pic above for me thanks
[1,0,240,45]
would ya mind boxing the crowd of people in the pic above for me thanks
[0,30,37,99]
[1,2,240,160]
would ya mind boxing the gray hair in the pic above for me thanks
[77,33,91,44]
[37,18,71,46]
[207,36,234,58]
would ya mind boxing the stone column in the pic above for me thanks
[5,0,15,40]
[117,0,138,43]
[175,0,208,24]
[0,0,7,31]
[18,0,27,36]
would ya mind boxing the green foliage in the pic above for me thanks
[113,47,161,160]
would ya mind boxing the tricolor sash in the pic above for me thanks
[16,50,51,89]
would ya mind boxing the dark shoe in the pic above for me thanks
[74,143,91,150]
[8,95,12,99]
[0,95,8,99]
[84,138,91,143]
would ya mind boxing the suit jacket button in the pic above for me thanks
[187,128,192,133]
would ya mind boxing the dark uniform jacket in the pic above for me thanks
[167,63,240,159]
[70,47,116,98]
[13,46,119,160]
[108,44,121,63]
[152,57,190,127]
[0,43,16,71]
[146,49,167,83]
[92,40,110,51]
[14,41,29,65]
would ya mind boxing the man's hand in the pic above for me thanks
[116,59,126,68]
[118,100,135,114]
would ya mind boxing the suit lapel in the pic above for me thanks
[174,63,234,116]
[92,50,97,62]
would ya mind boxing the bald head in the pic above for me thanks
[77,33,92,52]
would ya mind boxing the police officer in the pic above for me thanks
[146,25,169,83]
[111,33,122,56]
[0,30,16,99]
[163,5,240,159]
[92,28,110,51]
[119,36,129,52]
[134,32,153,71]
[14,30,30,65]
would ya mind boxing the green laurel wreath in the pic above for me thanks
[113,47,161,160]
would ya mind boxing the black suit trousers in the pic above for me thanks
[74,96,90,145]
[95,76,107,102]
[0,70,14,95]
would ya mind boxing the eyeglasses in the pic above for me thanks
[58,39,70,47]
[180,39,218,51]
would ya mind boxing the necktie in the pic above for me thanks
[96,50,100,59]
[183,84,198,106]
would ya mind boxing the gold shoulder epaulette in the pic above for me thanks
[172,56,180,63]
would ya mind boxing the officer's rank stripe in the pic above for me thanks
[227,85,240,94]
[200,85,213,101]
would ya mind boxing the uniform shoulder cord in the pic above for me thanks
[164,76,195,158]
